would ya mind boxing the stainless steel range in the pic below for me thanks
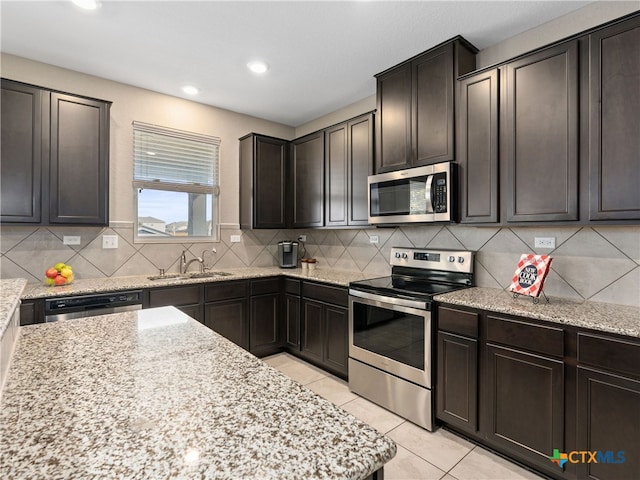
[348,247,475,431]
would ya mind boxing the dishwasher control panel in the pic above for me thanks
[45,290,143,312]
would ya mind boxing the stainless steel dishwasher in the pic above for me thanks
[44,290,143,322]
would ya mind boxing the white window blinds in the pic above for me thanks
[133,122,220,190]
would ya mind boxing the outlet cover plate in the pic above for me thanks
[102,235,118,249]
[298,235,307,242]
[369,235,379,244]
[63,235,81,245]
[534,237,556,249]
[230,235,241,243]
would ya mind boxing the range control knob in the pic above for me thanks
[448,256,455,262]
[458,256,465,263]
[401,253,408,259]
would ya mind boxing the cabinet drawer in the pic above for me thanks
[302,282,348,307]
[438,306,478,338]
[578,333,640,378]
[487,315,564,358]
[205,280,248,302]
[148,285,200,307]
[250,277,281,296]
[284,278,301,295]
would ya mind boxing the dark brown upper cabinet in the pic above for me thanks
[324,113,374,227]
[290,131,325,228]
[375,37,477,173]
[458,68,500,223]
[501,41,579,223]
[1,80,43,223]
[239,133,288,229]
[1,79,110,226]
[587,15,640,221]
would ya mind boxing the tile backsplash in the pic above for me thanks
[1,224,638,307]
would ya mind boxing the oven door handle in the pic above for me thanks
[349,288,428,310]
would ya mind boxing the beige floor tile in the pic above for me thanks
[306,375,358,406]
[387,422,474,472]
[261,352,292,368]
[269,357,327,385]
[449,447,545,480]
[384,445,447,480]
[340,397,406,434]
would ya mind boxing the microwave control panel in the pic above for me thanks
[433,173,447,213]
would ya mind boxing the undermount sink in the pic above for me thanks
[147,271,233,281]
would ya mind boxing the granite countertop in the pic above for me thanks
[435,287,640,338]
[0,279,27,337]
[20,267,378,300]
[0,307,396,479]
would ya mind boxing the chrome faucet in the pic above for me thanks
[180,250,204,274]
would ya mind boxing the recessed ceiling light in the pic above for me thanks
[182,85,199,95]
[247,61,269,74]
[71,0,101,10]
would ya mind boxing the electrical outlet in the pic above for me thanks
[230,235,241,243]
[102,235,118,249]
[298,235,307,242]
[369,235,379,244]
[63,235,81,245]
[534,237,556,249]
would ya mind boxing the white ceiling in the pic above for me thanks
[1,1,593,127]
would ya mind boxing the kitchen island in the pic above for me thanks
[0,307,396,479]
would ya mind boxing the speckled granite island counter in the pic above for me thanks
[435,287,640,338]
[0,307,396,479]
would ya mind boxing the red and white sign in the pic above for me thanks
[509,254,552,298]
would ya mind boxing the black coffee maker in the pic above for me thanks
[277,241,298,268]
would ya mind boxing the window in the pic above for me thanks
[133,122,220,243]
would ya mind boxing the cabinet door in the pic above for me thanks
[348,113,374,226]
[204,299,248,350]
[413,43,455,165]
[588,16,640,220]
[502,41,579,222]
[49,92,109,225]
[375,63,412,173]
[290,132,324,227]
[284,293,300,351]
[0,80,43,223]
[250,293,280,357]
[459,69,499,223]
[576,367,640,480]
[437,331,478,434]
[325,123,349,226]
[240,135,288,229]
[324,304,348,378]
[177,304,203,323]
[19,299,44,326]
[300,299,323,363]
[484,344,564,475]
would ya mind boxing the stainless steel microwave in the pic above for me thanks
[368,162,455,224]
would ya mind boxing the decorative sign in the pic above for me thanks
[509,254,552,298]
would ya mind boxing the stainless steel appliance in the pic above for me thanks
[349,247,474,431]
[368,162,455,225]
[44,290,143,322]
[277,240,299,268]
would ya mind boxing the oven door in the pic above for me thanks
[349,290,431,388]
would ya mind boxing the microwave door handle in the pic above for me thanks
[425,175,434,213]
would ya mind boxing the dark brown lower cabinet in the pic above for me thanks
[436,305,640,480]
[300,282,349,378]
[204,299,248,350]
[19,299,44,325]
[436,331,478,434]
[145,284,202,322]
[204,280,249,350]
[249,278,281,357]
[484,344,564,476]
[284,293,300,350]
[576,333,640,480]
